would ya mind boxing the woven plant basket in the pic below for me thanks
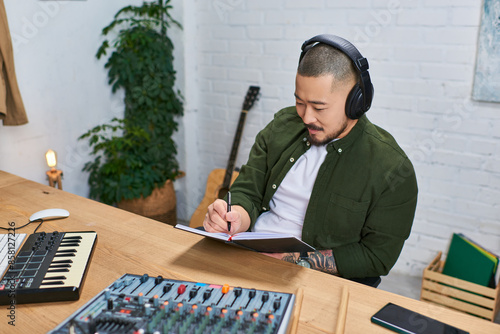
[117,179,177,226]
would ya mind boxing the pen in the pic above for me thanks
[227,191,231,232]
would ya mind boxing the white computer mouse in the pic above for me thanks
[29,208,70,222]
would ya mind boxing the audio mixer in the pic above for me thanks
[49,273,297,334]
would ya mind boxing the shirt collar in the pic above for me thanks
[328,115,368,154]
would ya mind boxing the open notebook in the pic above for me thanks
[175,224,315,253]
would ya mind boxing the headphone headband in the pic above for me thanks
[299,34,374,118]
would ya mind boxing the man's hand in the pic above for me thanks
[203,199,249,235]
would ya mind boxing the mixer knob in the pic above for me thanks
[152,295,159,307]
[222,284,230,294]
[140,274,149,283]
[273,299,281,311]
[145,303,152,316]
[177,284,186,295]
[163,283,173,293]
[248,289,256,299]
[261,292,269,302]
[107,298,114,310]
[190,304,199,317]
[205,306,215,322]
[189,288,198,298]
[233,287,242,297]
[202,289,212,302]
[154,275,163,285]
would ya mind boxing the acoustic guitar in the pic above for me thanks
[189,86,260,228]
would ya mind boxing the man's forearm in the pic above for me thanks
[282,250,339,276]
[308,249,339,275]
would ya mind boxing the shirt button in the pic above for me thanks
[262,207,267,211]
[338,148,342,153]
[272,184,277,189]
[306,141,310,146]
[289,157,295,162]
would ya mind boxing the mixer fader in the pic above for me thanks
[49,273,296,334]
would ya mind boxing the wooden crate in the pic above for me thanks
[420,252,500,321]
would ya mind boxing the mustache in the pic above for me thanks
[305,124,323,131]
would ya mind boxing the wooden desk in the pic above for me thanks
[0,170,498,333]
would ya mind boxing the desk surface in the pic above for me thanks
[0,170,498,333]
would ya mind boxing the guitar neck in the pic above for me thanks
[222,109,248,188]
[220,85,260,190]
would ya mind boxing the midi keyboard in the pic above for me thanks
[0,231,97,304]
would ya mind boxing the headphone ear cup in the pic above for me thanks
[345,84,365,119]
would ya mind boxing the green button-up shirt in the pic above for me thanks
[230,106,418,278]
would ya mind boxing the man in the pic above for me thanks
[203,35,418,282]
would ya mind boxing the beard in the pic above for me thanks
[306,119,349,146]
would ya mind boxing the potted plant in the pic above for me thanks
[79,0,183,225]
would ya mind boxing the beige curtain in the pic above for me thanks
[0,0,28,126]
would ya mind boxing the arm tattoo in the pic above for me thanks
[282,253,299,264]
[308,250,339,275]
[280,251,338,276]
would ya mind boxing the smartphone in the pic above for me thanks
[371,303,469,334]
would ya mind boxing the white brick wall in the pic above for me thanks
[179,0,500,277]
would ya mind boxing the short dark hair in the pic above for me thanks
[297,44,357,87]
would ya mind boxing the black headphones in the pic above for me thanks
[299,34,374,119]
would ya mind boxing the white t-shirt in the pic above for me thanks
[252,144,328,239]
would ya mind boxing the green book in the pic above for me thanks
[442,233,497,287]
[458,233,499,288]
